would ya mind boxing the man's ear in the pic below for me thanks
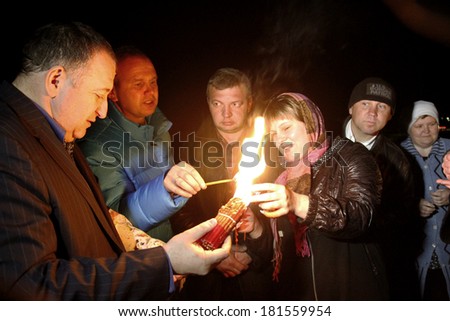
[108,87,118,102]
[247,97,253,113]
[349,106,353,116]
[46,66,64,98]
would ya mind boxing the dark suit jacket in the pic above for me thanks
[0,81,171,300]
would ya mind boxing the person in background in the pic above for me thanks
[171,67,280,300]
[437,151,450,243]
[441,152,450,181]
[400,100,450,300]
[343,77,421,300]
[79,45,204,242]
[0,21,229,300]
[247,92,388,300]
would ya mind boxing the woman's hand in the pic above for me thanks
[419,198,437,218]
[248,183,309,219]
[430,188,450,207]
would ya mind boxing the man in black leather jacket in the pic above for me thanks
[343,77,422,300]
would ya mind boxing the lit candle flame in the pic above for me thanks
[194,116,267,251]
[234,116,266,204]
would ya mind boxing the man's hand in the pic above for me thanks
[164,161,206,197]
[437,178,450,189]
[443,152,450,178]
[436,152,450,188]
[163,219,230,275]
[216,245,252,278]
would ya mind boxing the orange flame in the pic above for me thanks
[234,116,266,204]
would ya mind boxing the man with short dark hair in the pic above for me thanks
[79,45,205,242]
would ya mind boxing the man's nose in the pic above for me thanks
[222,105,232,117]
[96,101,108,119]
[367,104,378,115]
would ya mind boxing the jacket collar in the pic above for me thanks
[107,100,172,141]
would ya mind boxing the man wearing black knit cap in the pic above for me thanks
[345,77,396,148]
[343,77,422,300]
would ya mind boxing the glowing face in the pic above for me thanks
[208,85,251,137]
[110,55,158,124]
[52,50,116,142]
[269,117,310,164]
[409,115,439,149]
[349,100,392,141]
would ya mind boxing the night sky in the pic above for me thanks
[1,0,449,140]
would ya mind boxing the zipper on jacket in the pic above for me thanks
[307,232,319,300]
[363,243,379,276]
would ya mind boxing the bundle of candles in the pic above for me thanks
[195,197,247,250]
[195,116,266,250]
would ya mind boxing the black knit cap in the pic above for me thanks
[348,77,396,113]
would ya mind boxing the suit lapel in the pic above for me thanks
[39,132,123,250]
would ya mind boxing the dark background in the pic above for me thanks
[1,0,449,140]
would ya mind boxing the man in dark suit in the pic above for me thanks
[0,21,229,300]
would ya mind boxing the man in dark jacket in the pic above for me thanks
[171,68,280,300]
[343,77,422,300]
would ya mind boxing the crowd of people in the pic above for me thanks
[0,21,449,301]
[0,21,228,300]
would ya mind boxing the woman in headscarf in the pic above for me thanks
[246,92,389,300]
